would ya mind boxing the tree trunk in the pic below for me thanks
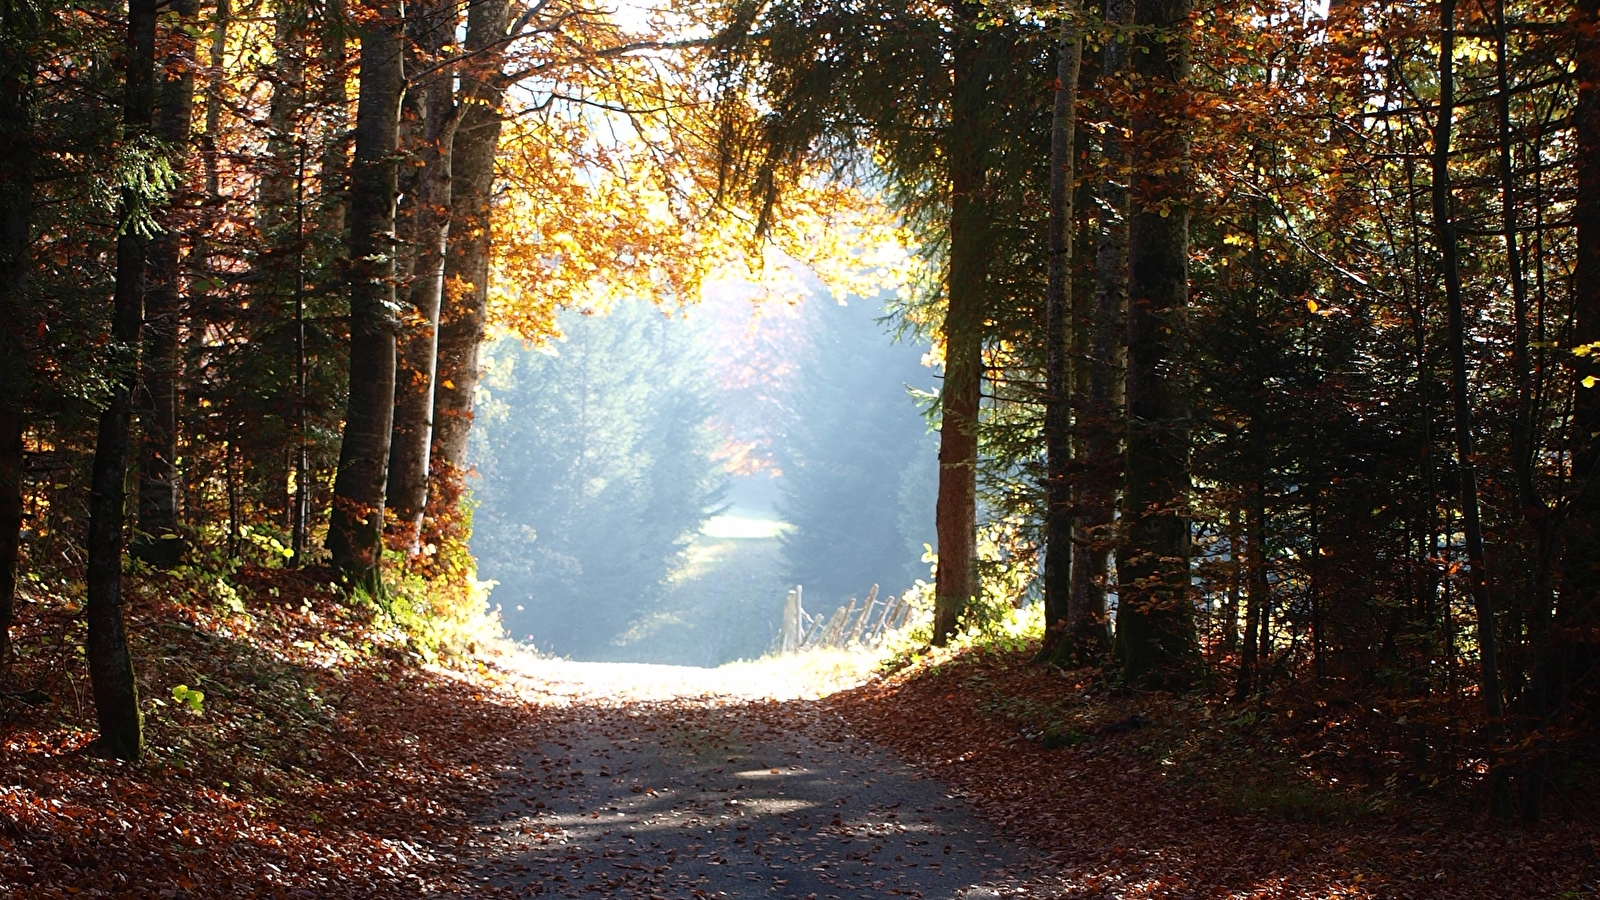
[387,0,458,552]
[326,0,404,590]
[0,12,33,670]
[201,0,227,206]
[319,0,349,237]
[932,0,992,644]
[1235,484,1267,698]
[133,0,197,568]
[1568,1,1600,571]
[259,0,307,238]
[1552,0,1600,823]
[1431,0,1510,818]
[1221,504,1240,654]
[258,0,309,558]
[87,0,159,761]
[1041,0,1084,662]
[1491,0,1554,821]
[431,0,509,506]
[1069,0,1132,663]
[1113,0,1199,689]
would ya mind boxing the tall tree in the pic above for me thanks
[431,0,509,504]
[472,301,725,658]
[1040,0,1084,660]
[86,0,161,760]
[318,0,349,237]
[1069,0,1132,662]
[326,0,404,589]
[133,0,198,568]
[777,296,938,611]
[710,0,1035,645]
[387,0,459,551]
[1112,0,1199,688]
[931,0,994,644]
[1553,0,1600,819]
[0,0,38,668]
[1430,0,1509,818]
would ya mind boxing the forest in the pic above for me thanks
[3,0,1600,893]
[469,290,937,663]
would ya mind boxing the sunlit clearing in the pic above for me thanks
[498,644,891,704]
[717,646,889,698]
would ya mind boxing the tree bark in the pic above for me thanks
[932,0,991,645]
[387,0,458,552]
[258,0,309,556]
[133,0,197,568]
[431,0,509,510]
[1552,0,1600,822]
[201,0,227,207]
[1235,485,1267,698]
[0,8,34,670]
[87,0,159,761]
[259,0,307,238]
[1069,0,1132,663]
[326,0,404,590]
[1041,0,1084,661]
[1112,0,1199,689]
[1432,0,1510,818]
[319,0,349,237]
[1491,0,1554,821]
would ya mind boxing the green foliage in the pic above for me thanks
[355,537,502,663]
[1039,725,1091,749]
[776,294,938,613]
[100,134,181,238]
[875,581,937,673]
[170,684,205,714]
[471,300,727,658]
[876,577,1040,669]
[1213,770,1371,825]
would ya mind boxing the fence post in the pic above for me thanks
[780,587,800,653]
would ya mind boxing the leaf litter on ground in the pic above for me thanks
[4,573,1597,900]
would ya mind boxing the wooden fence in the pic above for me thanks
[776,584,915,652]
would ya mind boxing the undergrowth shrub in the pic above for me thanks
[362,533,504,664]
[878,577,1043,673]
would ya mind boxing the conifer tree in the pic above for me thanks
[1040,0,1084,661]
[777,296,937,611]
[133,0,197,568]
[0,0,38,664]
[327,0,404,589]
[1112,0,1200,688]
[472,302,725,657]
[86,0,162,760]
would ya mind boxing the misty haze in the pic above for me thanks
[470,287,938,664]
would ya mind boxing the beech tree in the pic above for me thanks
[431,0,509,511]
[1068,0,1131,662]
[386,0,459,552]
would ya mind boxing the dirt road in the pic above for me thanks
[468,659,1038,899]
